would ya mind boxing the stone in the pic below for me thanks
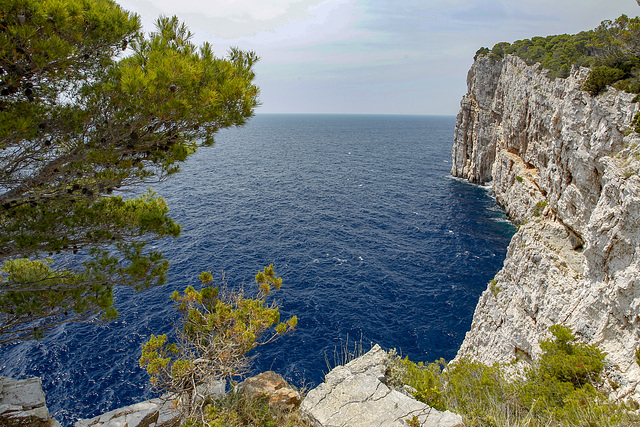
[74,397,180,427]
[0,376,59,427]
[451,54,640,401]
[237,371,301,411]
[300,345,464,427]
[74,380,225,427]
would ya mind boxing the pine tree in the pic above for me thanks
[0,0,260,343]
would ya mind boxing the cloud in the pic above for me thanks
[120,0,343,38]
[146,0,321,20]
[117,0,640,114]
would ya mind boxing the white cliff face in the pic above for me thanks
[453,54,640,400]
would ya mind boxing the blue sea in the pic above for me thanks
[0,114,514,426]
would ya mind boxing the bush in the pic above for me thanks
[187,392,310,427]
[490,43,510,61]
[532,200,548,217]
[387,354,447,411]
[516,325,620,425]
[444,359,519,427]
[583,66,626,96]
[535,325,604,388]
[140,265,297,424]
[474,47,491,61]
[632,112,640,133]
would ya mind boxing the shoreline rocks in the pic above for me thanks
[31,345,462,427]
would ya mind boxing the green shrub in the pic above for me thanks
[444,359,518,427]
[388,325,640,427]
[516,175,524,183]
[632,112,640,133]
[532,200,548,217]
[387,355,447,411]
[490,43,510,61]
[404,416,421,427]
[184,392,310,427]
[489,279,501,297]
[614,77,640,94]
[474,47,491,60]
[583,66,626,96]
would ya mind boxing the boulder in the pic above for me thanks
[300,345,464,427]
[237,371,301,411]
[0,376,60,427]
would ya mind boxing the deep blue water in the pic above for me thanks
[0,114,514,426]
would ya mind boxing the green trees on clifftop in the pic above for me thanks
[0,0,259,343]
[476,14,640,95]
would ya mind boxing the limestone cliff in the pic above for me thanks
[452,54,640,400]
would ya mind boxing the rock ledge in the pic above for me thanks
[300,344,464,427]
[0,376,60,427]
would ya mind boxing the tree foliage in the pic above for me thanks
[139,265,297,424]
[0,0,259,343]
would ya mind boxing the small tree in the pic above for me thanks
[139,265,297,423]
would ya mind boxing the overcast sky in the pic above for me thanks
[117,0,640,115]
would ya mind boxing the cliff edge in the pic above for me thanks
[452,54,640,400]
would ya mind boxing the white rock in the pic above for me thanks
[74,397,180,427]
[300,345,464,427]
[74,379,226,427]
[0,376,58,426]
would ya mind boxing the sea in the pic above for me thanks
[0,114,515,426]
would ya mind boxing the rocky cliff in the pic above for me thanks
[452,54,640,400]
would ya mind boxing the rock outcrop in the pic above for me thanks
[452,54,640,400]
[300,344,464,427]
[236,371,301,411]
[74,348,461,427]
[0,376,60,427]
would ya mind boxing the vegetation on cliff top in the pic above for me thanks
[475,14,640,96]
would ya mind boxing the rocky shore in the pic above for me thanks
[2,345,463,427]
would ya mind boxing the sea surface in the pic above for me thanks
[0,114,515,426]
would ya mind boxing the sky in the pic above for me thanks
[117,0,640,115]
